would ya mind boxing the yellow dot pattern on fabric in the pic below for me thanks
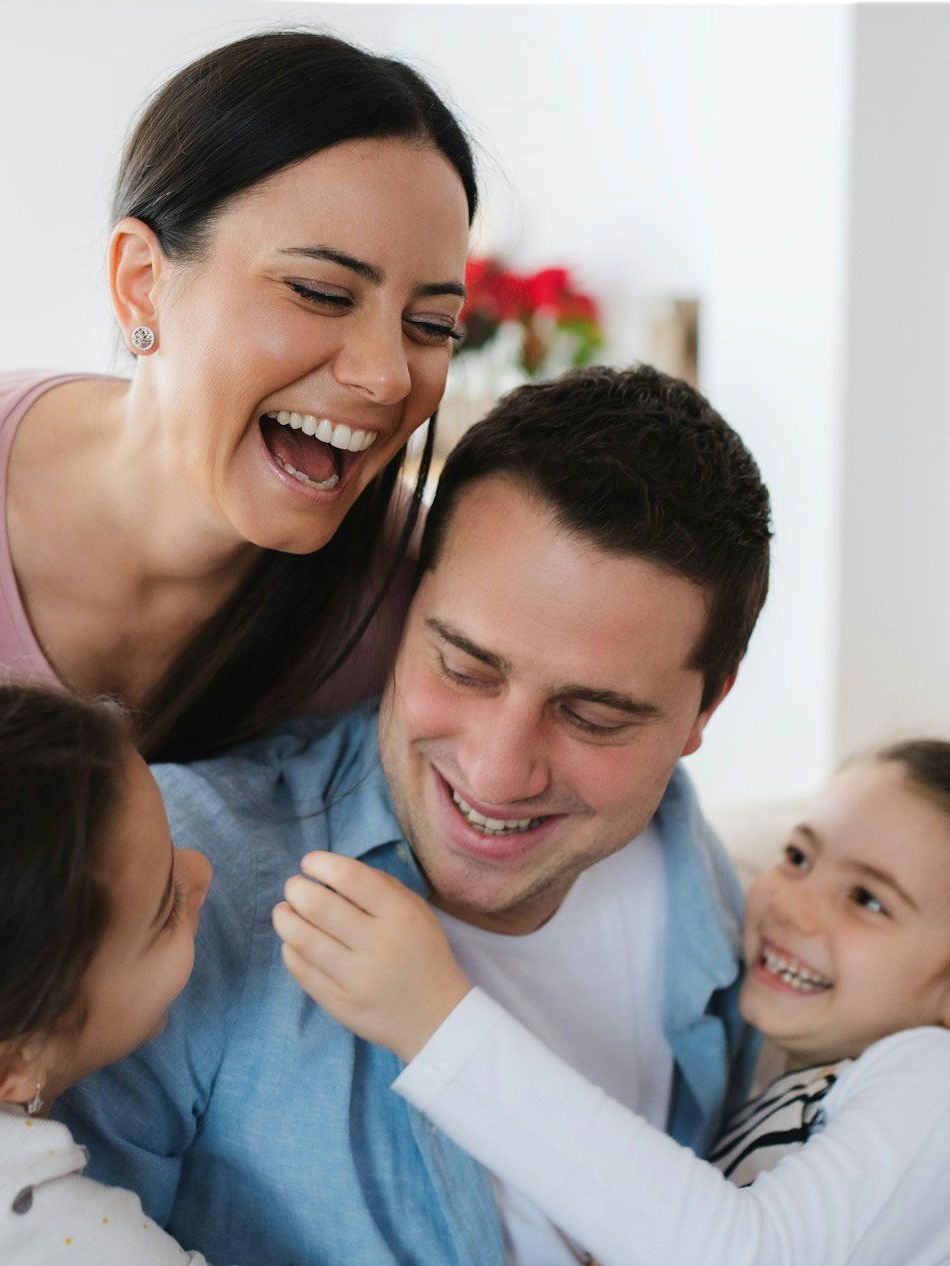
[102,1216,109,1224]
[24,1120,33,1128]
[64,1238,73,1245]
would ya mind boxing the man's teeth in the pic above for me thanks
[451,790,543,836]
[265,410,378,452]
[762,949,832,992]
[274,456,339,491]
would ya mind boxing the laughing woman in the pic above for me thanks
[0,30,474,761]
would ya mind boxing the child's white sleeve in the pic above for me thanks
[393,989,950,1266]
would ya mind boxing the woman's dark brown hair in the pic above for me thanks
[0,685,130,1061]
[114,30,478,761]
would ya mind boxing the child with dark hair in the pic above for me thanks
[0,684,211,1263]
[278,740,950,1266]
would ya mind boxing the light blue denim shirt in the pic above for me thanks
[59,703,757,1266]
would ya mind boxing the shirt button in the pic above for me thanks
[397,844,410,866]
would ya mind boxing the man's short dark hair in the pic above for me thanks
[420,364,773,711]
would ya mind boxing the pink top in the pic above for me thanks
[0,369,412,717]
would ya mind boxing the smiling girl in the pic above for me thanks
[1,31,474,761]
[0,684,212,1263]
[276,740,950,1266]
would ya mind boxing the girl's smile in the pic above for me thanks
[740,758,950,1066]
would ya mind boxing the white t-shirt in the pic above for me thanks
[0,1103,209,1265]
[395,1008,950,1266]
[436,827,672,1266]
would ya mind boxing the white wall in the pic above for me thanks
[1,2,942,810]
[836,4,950,759]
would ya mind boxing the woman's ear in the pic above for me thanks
[109,216,166,346]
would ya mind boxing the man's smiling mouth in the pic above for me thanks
[450,788,545,836]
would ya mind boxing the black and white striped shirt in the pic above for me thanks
[710,1059,850,1187]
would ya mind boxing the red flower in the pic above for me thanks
[524,267,569,311]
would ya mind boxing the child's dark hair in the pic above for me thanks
[876,739,950,816]
[0,685,131,1060]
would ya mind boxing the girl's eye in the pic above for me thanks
[287,281,352,310]
[165,881,186,931]
[404,317,463,346]
[850,886,888,916]
[783,843,811,871]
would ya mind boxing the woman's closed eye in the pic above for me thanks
[287,280,352,310]
[287,281,461,345]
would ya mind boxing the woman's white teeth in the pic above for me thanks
[274,455,339,491]
[451,790,543,836]
[762,949,832,992]
[269,410,377,452]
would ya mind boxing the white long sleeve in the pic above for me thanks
[0,1106,211,1265]
[394,988,950,1266]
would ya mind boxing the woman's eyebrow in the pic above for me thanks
[279,246,466,298]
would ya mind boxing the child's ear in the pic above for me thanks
[0,1042,47,1107]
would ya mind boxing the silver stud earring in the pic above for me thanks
[26,1084,43,1116]
[130,325,156,354]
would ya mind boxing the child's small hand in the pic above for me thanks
[272,852,471,1063]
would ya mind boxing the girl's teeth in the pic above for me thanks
[451,790,543,836]
[762,949,831,992]
[269,411,376,452]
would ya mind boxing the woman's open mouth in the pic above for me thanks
[259,410,380,494]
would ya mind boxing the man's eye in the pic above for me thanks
[850,886,888,916]
[437,657,483,688]
[561,707,627,738]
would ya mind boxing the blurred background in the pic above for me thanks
[1,1,946,820]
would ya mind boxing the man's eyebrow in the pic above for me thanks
[426,619,661,717]
[554,687,661,719]
[279,247,466,299]
[426,618,510,673]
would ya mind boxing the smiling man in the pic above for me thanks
[60,365,773,1266]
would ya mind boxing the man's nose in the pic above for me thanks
[331,308,412,406]
[455,703,550,807]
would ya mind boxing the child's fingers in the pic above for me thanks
[283,872,370,946]
[280,941,343,1012]
[272,901,351,983]
[299,851,401,916]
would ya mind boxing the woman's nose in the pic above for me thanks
[332,311,412,406]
